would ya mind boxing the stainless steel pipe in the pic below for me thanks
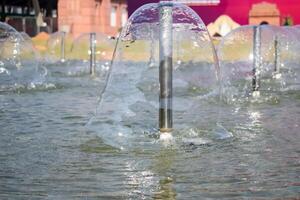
[159,2,173,132]
[90,32,96,76]
[252,26,261,92]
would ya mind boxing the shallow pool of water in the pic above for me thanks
[0,62,299,199]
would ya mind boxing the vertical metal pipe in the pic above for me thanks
[90,32,96,76]
[274,36,280,73]
[252,25,261,92]
[60,31,66,62]
[159,2,173,133]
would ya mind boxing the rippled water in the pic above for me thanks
[0,62,299,199]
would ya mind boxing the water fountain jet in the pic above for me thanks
[274,36,280,74]
[89,32,96,76]
[218,25,300,104]
[0,22,46,92]
[67,32,114,77]
[60,31,66,62]
[47,31,68,63]
[87,1,221,149]
[252,25,261,97]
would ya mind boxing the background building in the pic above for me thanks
[58,0,127,37]
[1,0,58,36]
[2,0,300,38]
[1,0,128,37]
[249,2,280,25]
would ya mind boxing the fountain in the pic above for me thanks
[281,25,300,81]
[0,22,47,92]
[159,1,173,134]
[47,31,69,63]
[87,1,222,150]
[67,32,115,77]
[89,33,97,76]
[0,5,300,199]
[218,25,299,104]
[252,25,261,95]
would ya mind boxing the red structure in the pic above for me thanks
[58,0,127,37]
[249,2,280,25]
[127,0,300,25]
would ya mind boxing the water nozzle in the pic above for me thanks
[274,36,280,73]
[90,32,96,76]
[252,25,261,92]
[60,31,66,62]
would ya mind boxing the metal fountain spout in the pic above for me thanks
[90,32,96,76]
[159,1,173,133]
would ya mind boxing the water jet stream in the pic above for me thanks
[252,25,261,93]
[60,31,66,62]
[274,36,280,73]
[90,32,96,76]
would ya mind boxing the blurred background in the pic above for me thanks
[1,0,299,39]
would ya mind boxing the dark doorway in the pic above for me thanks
[260,21,269,25]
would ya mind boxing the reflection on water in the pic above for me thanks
[152,149,177,200]
[154,177,176,200]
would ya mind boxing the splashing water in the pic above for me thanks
[0,22,47,93]
[218,25,300,105]
[87,2,223,150]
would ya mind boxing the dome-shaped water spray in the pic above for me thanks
[278,26,300,90]
[0,22,46,92]
[64,32,115,77]
[218,25,299,104]
[87,1,221,149]
[47,31,70,63]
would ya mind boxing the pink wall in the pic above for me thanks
[58,0,127,37]
[127,0,300,25]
